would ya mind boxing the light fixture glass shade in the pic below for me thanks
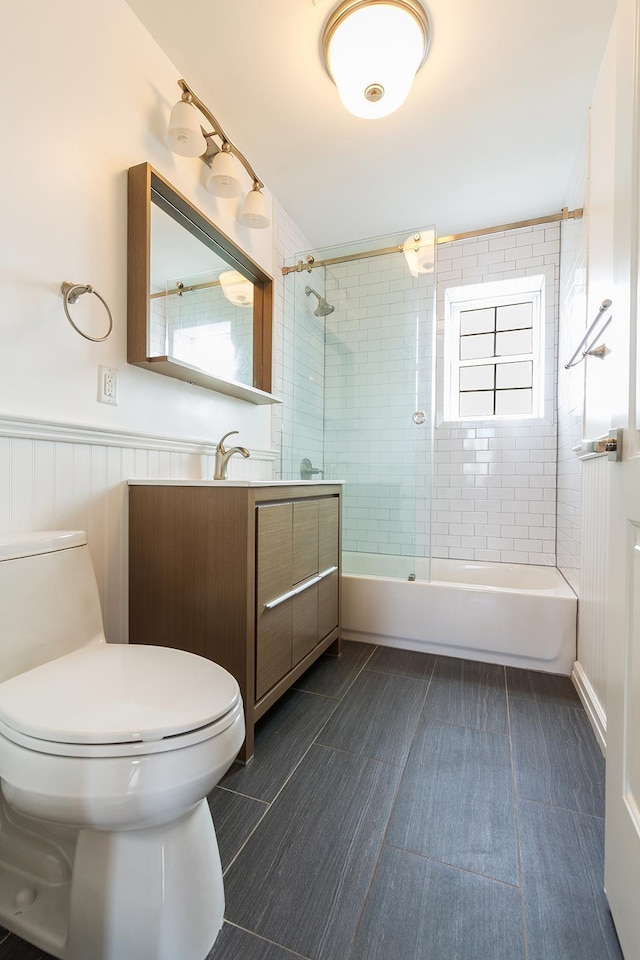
[219,270,254,307]
[207,148,243,198]
[165,99,207,157]
[324,1,429,119]
[402,229,435,277]
[238,187,270,229]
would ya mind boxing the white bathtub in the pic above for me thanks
[342,553,577,675]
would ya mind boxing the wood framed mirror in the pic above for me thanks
[127,163,276,404]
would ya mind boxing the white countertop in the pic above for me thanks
[127,479,343,487]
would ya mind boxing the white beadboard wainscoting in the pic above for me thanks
[0,417,277,646]
[573,453,610,752]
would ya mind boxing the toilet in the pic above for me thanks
[0,530,244,960]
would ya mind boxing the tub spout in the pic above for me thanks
[214,431,250,480]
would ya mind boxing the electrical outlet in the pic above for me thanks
[98,366,118,405]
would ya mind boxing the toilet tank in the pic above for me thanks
[0,531,105,682]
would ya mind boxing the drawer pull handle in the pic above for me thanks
[264,575,322,609]
[263,566,339,610]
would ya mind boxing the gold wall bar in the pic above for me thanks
[281,207,583,276]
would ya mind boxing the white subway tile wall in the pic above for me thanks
[272,200,321,479]
[322,251,435,557]
[277,204,589,581]
[282,223,562,566]
[434,225,560,565]
[150,278,253,384]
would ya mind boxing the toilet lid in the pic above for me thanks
[0,644,240,745]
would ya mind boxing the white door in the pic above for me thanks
[605,442,640,957]
[604,0,640,953]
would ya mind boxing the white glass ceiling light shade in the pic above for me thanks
[403,229,436,277]
[165,79,268,230]
[238,187,270,229]
[219,270,254,307]
[207,146,243,198]
[323,0,430,120]
[164,98,207,157]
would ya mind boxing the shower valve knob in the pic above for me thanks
[412,411,426,425]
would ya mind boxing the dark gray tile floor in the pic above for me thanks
[0,642,624,960]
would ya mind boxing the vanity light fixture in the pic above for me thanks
[165,79,270,229]
[322,0,431,119]
[208,145,243,198]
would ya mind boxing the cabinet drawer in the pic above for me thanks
[256,503,292,605]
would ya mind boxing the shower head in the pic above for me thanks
[304,285,335,317]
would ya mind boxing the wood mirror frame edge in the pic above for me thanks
[127,162,275,403]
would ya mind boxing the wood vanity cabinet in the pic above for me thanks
[128,483,341,761]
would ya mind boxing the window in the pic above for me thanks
[444,277,545,421]
[171,321,240,380]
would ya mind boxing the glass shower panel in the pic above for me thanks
[284,227,436,581]
[286,270,328,486]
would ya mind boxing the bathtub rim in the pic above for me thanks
[342,554,576,600]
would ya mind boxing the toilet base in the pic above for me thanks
[66,799,224,960]
[0,800,224,960]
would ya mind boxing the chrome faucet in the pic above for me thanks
[214,431,250,480]
[300,457,324,480]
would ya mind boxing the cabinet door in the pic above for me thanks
[318,572,339,642]
[292,585,319,665]
[293,499,319,583]
[256,503,293,700]
[318,497,339,641]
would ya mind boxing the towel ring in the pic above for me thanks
[61,281,113,342]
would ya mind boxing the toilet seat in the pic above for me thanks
[0,643,241,758]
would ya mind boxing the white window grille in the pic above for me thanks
[444,277,545,421]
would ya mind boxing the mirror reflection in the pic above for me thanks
[149,205,254,384]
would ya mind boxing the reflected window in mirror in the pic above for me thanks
[149,205,254,383]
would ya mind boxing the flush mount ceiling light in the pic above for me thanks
[165,79,270,229]
[322,0,430,119]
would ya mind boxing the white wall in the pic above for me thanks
[557,139,588,595]
[0,0,301,639]
[0,0,273,448]
[583,18,619,439]
[570,14,620,747]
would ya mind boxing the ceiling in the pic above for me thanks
[126,0,616,249]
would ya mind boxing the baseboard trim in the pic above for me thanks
[572,659,607,755]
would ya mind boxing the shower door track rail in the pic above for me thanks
[281,206,583,275]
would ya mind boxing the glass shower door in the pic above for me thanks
[284,227,435,582]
